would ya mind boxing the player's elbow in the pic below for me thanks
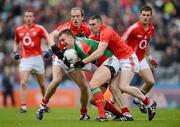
[98,51,104,57]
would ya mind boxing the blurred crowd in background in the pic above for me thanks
[0,0,180,97]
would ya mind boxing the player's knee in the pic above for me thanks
[147,80,155,86]
[79,84,88,92]
[119,85,127,93]
[89,80,101,89]
[109,84,117,93]
[52,77,61,85]
[90,96,95,105]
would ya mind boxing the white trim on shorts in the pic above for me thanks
[119,53,139,73]
[53,56,97,73]
[19,55,45,74]
[102,55,120,76]
[139,58,150,71]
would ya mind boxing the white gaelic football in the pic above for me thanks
[64,49,78,64]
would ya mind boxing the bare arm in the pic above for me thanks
[82,42,108,64]
[48,30,59,46]
[13,40,19,52]
[146,45,152,59]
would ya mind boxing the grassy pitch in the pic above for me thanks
[0,107,180,127]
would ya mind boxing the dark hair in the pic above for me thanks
[140,5,152,14]
[24,8,34,14]
[71,7,85,17]
[89,15,102,22]
[58,29,75,38]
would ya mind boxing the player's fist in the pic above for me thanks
[13,51,21,60]
[73,60,85,68]
[51,44,64,60]
[43,49,53,59]
[149,59,159,68]
[63,57,71,68]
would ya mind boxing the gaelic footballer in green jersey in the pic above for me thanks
[58,29,120,76]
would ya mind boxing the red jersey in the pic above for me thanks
[15,23,48,58]
[89,24,133,59]
[56,21,91,50]
[122,20,155,61]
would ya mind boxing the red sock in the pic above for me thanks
[80,108,87,115]
[94,92,106,118]
[143,97,150,106]
[121,107,130,114]
[21,103,26,108]
[41,98,49,107]
[105,100,123,117]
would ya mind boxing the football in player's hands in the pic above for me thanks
[63,57,71,68]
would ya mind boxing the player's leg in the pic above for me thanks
[35,73,46,96]
[19,70,31,112]
[90,84,124,120]
[9,90,15,107]
[133,59,155,113]
[109,73,134,121]
[90,65,111,121]
[139,68,155,94]
[90,84,107,105]
[68,70,90,120]
[3,91,7,107]
[36,65,65,120]
[118,54,157,121]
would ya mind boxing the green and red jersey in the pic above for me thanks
[74,37,112,66]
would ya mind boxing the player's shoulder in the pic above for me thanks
[148,23,155,31]
[34,24,46,29]
[101,24,112,32]
[128,22,139,31]
[81,22,89,28]
[16,25,24,31]
[56,21,70,30]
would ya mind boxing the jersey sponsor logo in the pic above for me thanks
[139,39,147,49]
[22,35,34,47]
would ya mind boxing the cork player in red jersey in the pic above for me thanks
[13,9,50,113]
[75,15,157,121]
[122,5,159,114]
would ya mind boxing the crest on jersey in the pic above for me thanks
[33,32,37,36]
[137,34,142,38]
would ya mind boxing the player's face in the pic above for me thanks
[140,11,152,25]
[24,12,34,25]
[71,9,83,28]
[89,19,101,34]
[59,34,74,49]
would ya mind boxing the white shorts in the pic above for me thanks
[102,55,120,76]
[119,53,139,73]
[53,56,97,73]
[139,58,150,71]
[19,55,44,74]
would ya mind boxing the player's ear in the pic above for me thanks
[81,16,84,21]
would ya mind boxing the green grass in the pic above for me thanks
[0,107,180,127]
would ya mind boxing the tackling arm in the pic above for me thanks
[82,42,108,64]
